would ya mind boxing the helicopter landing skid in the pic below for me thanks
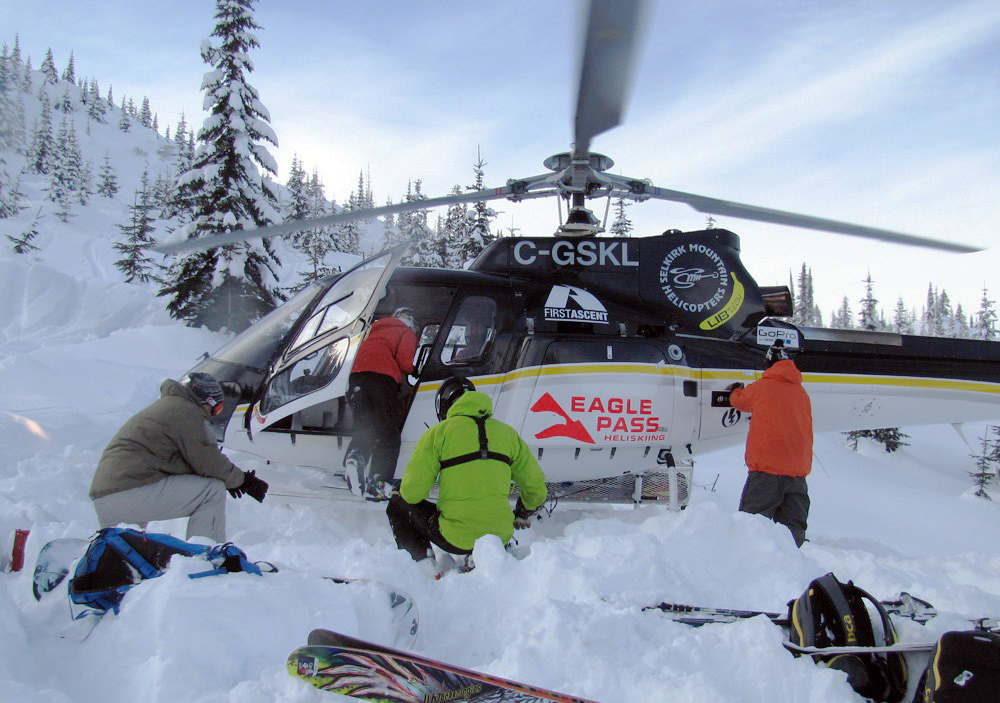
[517,468,693,510]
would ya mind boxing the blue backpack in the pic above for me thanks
[68,527,262,616]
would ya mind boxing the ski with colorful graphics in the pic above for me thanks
[288,629,601,703]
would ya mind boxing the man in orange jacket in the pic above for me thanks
[345,307,419,500]
[727,341,813,546]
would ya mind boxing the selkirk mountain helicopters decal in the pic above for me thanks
[156,0,997,506]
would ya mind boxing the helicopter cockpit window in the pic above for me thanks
[443,296,496,365]
[287,253,392,354]
[260,337,349,415]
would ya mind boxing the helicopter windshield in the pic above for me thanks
[204,278,331,372]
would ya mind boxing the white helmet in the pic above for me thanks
[393,307,418,333]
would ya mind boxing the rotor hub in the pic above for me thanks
[543,152,615,173]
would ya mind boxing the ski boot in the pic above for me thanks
[343,451,365,497]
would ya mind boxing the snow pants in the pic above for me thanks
[385,495,470,561]
[91,474,227,542]
[346,372,404,486]
[739,472,809,547]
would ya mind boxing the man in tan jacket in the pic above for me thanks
[90,373,267,542]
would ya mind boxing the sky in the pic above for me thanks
[4,0,999,318]
[2,27,1000,700]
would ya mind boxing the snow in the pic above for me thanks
[3,61,1000,703]
[3,259,1000,703]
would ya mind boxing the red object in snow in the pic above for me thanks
[10,529,30,572]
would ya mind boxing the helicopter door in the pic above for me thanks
[247,244,409,449]
[496,338,675,482]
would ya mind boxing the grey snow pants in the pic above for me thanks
[738,471,809,547]
[92,474,228,542]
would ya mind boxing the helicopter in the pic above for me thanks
[158,0,1000,508]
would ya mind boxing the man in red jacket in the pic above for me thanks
[345,307,419,500]
[727,341,813,546]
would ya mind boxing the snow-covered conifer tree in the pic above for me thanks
[892,298,914,334]
[843,428,910,453]
[400,180,439,266]
[86,79,107,123]
[114,175,159,284]
[972,287,997,341]
[794,263,814,326]
[0,47,26,151]
[46,118,78,221]
[7,206,42,254]
[139,97,152,128]
[118,98,131,133]
[56,85,73,114]
[461,150,496,263]
[285,156,334,286]
[160,0,283,331]
[832,296,853,329]
[61,51,75,84]
[609,195,633,237]
[22,57,33,92]
[334,188,361,257]
[27,91,54,174]
[858,271,880,331]
[441,185,470,268]
[953,303,969,339]
[969,428,998,499]
[96,155,120,197]
[0,163,24,219]
[381,198,397,250]
[937,289,954,338]
[40,48,58,85]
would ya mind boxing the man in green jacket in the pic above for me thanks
[90,373,268,542]
[386,377,547,565]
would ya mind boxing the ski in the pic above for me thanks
[288,629,601,703]
[783,640,936,655]
[644,591,938,627]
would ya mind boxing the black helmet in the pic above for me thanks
[186,372,225,415]
[435,376,475,421]
[764,340,790,367]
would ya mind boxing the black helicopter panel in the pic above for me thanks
[471,229,774,339]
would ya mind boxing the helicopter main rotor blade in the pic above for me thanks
[152,186,520,256]
[635,183,981,253]
[573,0,648,158]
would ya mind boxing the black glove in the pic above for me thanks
[513,497,537,529]
[234,470,268,503]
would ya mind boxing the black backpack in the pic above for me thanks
[786,572,908,703]
[912,630,1000,702]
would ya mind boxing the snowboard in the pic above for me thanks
[324,577,419,650]
[288,629,601,703]
[32,537,88,600]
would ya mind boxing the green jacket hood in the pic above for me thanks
[446,390,493,419]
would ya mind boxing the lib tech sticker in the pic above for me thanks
[529,392,665,443]
[657,243,745,330]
